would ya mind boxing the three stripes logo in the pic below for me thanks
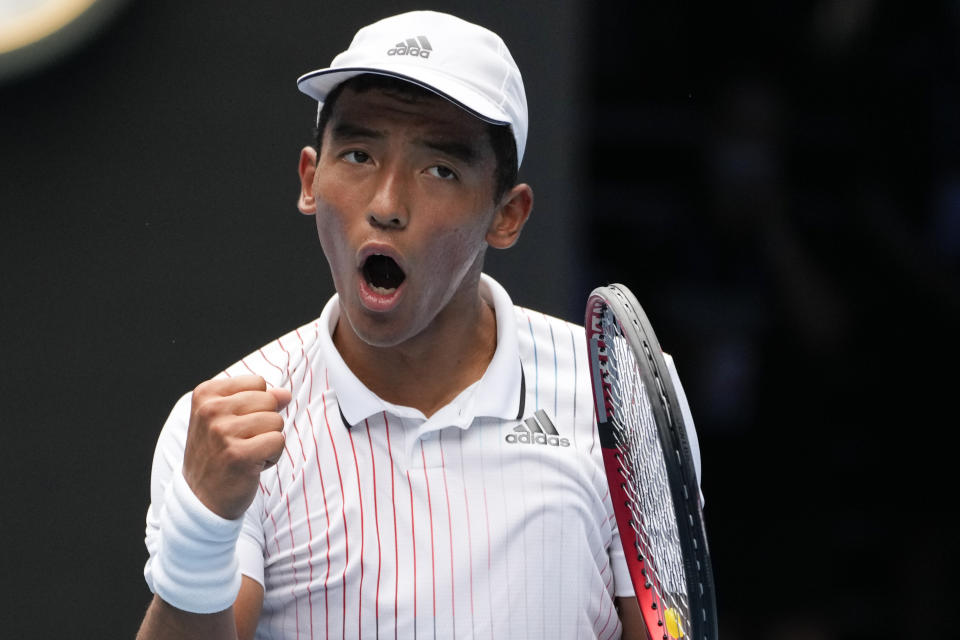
[387,35,433,59]
[505,409,571,447]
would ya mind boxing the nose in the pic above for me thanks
[367,168,408,230]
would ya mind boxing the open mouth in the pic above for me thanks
[362,254,406,292]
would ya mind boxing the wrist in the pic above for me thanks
[151,470,244,614]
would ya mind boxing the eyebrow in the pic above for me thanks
[415,137,479,164]
[329,122,385,142]
[330,120,481,165]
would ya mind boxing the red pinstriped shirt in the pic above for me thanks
[145,275,702,639]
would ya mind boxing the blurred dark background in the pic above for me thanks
[2,0,957,637]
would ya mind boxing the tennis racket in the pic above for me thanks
[585,284,717,640]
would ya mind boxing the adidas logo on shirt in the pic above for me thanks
[505,409,571,447]
[387,36,433,58]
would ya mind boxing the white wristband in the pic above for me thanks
[151,470,244,614]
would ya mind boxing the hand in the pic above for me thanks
[182,375,292,520]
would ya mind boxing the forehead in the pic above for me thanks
[325,86,494,153]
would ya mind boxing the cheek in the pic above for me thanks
[423,220,489,274]
[314,174,355,233]
[314,200,353,268]
[314,203,335,246]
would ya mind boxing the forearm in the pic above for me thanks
[137,595,237,640]
[140,377,283,640]
[617,596,650,640]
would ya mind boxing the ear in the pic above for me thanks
[297,146,319,215]
[486,183,533,249]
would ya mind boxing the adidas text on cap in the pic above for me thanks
[296,10,528,165]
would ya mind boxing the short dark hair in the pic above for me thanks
[312,74,518,204]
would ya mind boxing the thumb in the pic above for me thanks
[268,387,293,410]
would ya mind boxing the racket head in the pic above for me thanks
[585,284,717,640]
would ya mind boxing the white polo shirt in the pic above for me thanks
[145,274,700,639]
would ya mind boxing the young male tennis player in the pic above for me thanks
[137,11,690,639]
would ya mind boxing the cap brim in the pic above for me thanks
[296,66,511,127]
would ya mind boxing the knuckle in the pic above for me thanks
[222,444,249,468]
[266,413,285,431]
[267,432,287,456]
[207,419,230,439]
[193,378,218,398]
[195,398,221,422]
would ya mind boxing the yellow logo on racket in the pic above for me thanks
[665,607,684,638]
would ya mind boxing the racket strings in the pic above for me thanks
[620,294,714,635]
[602,310,691,635]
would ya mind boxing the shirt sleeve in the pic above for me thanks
[143,392,192,594]
[663,353,705,505]
[610,518,636,598]
[142,391,268,593]
[237,489,266,587]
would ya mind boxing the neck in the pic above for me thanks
[333,287,498,417]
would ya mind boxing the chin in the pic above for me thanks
[339,303,416,350]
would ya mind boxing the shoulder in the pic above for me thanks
[159,314,328,438]
[514,305,585,354]
[514,305,590,406]
[217,316,327,389]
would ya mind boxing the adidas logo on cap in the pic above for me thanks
[387,35,433,58]
[505,409,571,447]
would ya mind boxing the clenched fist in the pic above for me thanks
[182,375,292,520]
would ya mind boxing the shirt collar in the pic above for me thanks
[318,273,524,428]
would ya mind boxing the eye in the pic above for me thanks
[427,165,457,180]
[343,150,371,164]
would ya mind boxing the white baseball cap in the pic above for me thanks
[296,10,528,165]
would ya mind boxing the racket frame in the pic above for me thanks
[585,284,717,640]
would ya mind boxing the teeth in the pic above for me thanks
[370,284,396,295]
